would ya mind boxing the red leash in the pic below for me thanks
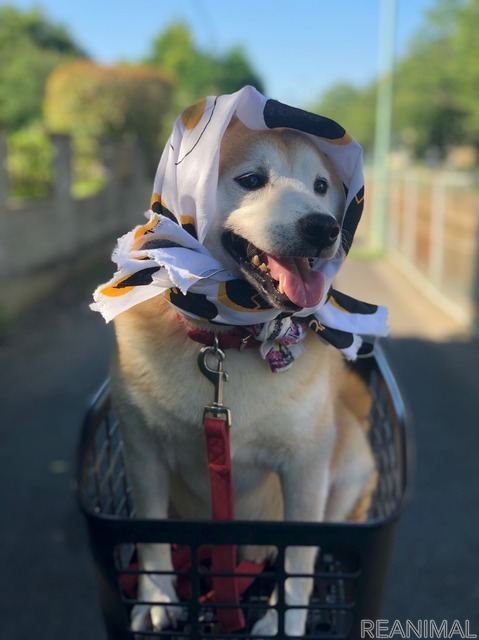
[198,342,263,632]
[203,413,245,631]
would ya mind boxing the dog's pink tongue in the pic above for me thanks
[266,255,325,308]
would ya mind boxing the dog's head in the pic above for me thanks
[204,117,346,311]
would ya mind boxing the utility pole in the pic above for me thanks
[371,0,397,252]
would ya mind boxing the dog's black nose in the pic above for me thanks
[297,214,340,251]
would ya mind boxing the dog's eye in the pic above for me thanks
[235,173,267,191]
[314,178,329,195]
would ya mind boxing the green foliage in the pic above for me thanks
[451,0,479,139]
[6,122,54,198]
[147,22,193,75]
[392,0,467,156]
[313,0,479,161]
[146,22,264,137]
[216,47,266,95]
[70,134,106,199]
[0,6,87,197]
[0,5,86,129]
[44,60,175,177]
[1,9,265,199]
[312,83,377,152]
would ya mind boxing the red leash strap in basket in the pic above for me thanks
[203,413,245,632]
[203,415,235,521]
[198,343,245,632]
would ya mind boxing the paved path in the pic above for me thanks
[337,258,479,630]
[0,256,478,639]
[0,266,115,640]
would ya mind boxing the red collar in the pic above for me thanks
[186,325,259,350]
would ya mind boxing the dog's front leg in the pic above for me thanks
[252,443,332,637]
[120,426,181,632]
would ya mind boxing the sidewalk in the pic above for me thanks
[0,254,477,638]
[336,254,468,341]
[337,257,479,629]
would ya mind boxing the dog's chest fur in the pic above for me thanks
[111,296,341,519]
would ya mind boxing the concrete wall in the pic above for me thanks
[0,131,152,315]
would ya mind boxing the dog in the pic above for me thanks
[110,116,377,636]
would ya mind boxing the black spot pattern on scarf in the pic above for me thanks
[341,186,364,254]
[358,342,375,357]
[307,318,355,350]
[328,288,378,315]
[263,100,346,140]
[151,198,198,239]
[114,267,161,289]
[222,280,269,311]
[167,289,218,320]
[181,222,198,240]
[152,199,178,223]
[140,239,183,250]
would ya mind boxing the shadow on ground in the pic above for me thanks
[382,337,479,629]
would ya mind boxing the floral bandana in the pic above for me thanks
[92,86,389,371]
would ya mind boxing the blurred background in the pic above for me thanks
[0,1,478,638]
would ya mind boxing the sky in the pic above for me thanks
[8,0,436,107]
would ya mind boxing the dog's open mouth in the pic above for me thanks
[222,231,325,310]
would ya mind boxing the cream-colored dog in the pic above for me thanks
[110,117,377,636]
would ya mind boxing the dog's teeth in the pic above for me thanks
[259,263,269,273]
[251,255,261,266]
[278,274,285,295]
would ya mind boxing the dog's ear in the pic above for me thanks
[226,114,241,130]
[220,115,255,170]
[223,114,253,140]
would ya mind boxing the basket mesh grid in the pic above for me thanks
[112,546,358,639]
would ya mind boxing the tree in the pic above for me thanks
[311,0,479,160]
[451,0,479,145]
[146,22,194,77]
[44,60,174,177]
[392,0,467,156]
[146,22,264,135]
[312,83,377,152]
[216,47,266,96]
[0,5,86,129]
[6,122,54,198]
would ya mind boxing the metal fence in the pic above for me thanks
[364,168,479,329]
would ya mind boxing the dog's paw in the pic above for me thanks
[251,609,278,637]
[251,607,308,637]
[131,574,181,632]
[284,607,308,637]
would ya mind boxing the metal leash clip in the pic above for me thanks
[197,337,232,427]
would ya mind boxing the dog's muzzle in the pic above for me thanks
[221,230,327,310]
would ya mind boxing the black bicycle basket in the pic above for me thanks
[76,343,412,639]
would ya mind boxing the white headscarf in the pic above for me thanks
[92,86,388,365]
